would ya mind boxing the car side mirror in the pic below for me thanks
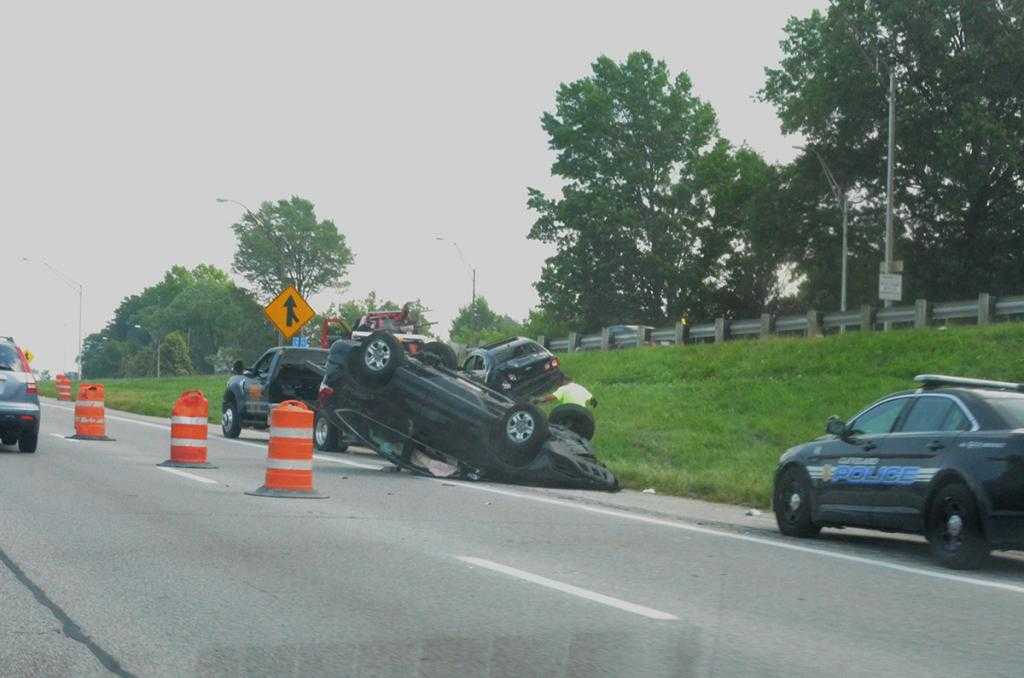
[826,416,848,438]
[232,360,244,375]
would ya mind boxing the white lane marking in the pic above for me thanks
[45,403,171,431]
[156,467,218,485]
[50,433,77,442]
[452,483,1024,596]
[313,454,384,470]
[457,556,678,621]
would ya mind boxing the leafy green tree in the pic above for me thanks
[449,297,522,347]
[231,196,354,299]
[761,0,1024,304]
[521,306,572,341]
[528,51,732,331]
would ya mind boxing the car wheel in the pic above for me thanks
[494,403,548,471]
[1,432,17,446]
[774,467,820,538]
[314,411,347,452]
[422,341,458,370]
[18,428,38,454]
[222,399,242,439]
[353,331,404,386]
[549,404,596,440]
[926,482,989,570]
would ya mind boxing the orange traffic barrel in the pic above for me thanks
[55,374,72,401]
[246,400,327,499]
[159,391,216,469]
[69,384,114,441]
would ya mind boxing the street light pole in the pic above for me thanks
[21,257,85,379]
[883,69,896,308]
[435,236,476,305]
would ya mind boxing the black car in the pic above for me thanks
[774,375,1024,569]
[461,337,565,399]
[317,331,618,491]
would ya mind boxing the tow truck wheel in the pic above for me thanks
[222,399,242,439]
[774,467,820,538]
[353,331,404,386]
[926,482,989,570]
[314,411,347,453]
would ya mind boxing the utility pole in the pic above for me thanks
[435,236,476,305]
[884,69,896,307]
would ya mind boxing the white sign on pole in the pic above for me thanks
[879,273,903,302]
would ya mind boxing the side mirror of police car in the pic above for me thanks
[826,416,848,438]
[232,360,245,375]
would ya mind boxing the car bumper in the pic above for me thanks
[0,402,40,433]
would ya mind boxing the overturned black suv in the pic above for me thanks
[316,331,618,491]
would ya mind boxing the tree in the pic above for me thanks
[231,196,354,299]
[449,297,522,347]
[528,52,734,332]
[761,0,1024,304]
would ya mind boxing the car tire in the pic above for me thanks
[222,399,242,439]
[549,404,596,440]
[774,467,820,538]
[494,403,548,471]
[422,341,458,370]
[352,331,404,386]
[926,482,990,570]
[314,411,348,452]
[18,428,38,454]
[1,432,17,446]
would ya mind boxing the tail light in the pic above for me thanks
[318,384,334,407]
[544,358,559,371]
[407,342,420,354]
[26,379,38,396]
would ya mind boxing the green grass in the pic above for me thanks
[39,375,228,423]
[558,322,1024,507]
[38,322,1024,506]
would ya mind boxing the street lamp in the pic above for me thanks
[21,257,84,379]
[795,146,851,313]
[434,236,476,305]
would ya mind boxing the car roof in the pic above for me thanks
[477,336,536,352]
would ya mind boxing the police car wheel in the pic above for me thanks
[774,467,820,538]
[926,483,989,570]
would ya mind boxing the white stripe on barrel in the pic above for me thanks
[172,416,208,426]
[266,458,314,471]
[76,401,104,410]
[270,426,314,440]
[170,438,207,448]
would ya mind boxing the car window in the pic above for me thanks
[983,395,1024,429]
[463,355,484,371]
[0,344,20,370]
[850,398,907,435]
[939,404,972,432]
[898,397,958,433]
[252,352,274,376]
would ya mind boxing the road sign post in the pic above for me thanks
[263,286,316,341]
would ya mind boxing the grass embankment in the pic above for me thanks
[39,323,1024,506]
[559,323,1024,507]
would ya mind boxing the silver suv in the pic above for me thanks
[0,337,40,453]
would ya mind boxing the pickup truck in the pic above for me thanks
[221,346,332,442]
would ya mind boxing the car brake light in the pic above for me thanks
[26,380,38,396]
[408,342,419,353]
[317,384,334,406]
[19,415,35,421]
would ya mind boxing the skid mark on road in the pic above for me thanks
[457,556,678,620]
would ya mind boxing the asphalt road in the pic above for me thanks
[3,400,1024,677]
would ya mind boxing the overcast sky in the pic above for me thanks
[2,0,826,374]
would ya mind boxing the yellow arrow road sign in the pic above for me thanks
[263,285,316,340]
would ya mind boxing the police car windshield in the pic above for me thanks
[982,393,1024,429]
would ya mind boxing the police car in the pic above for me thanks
[774,375,1024,569]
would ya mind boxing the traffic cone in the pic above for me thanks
[159,391,216,469]
[246,400,327,499]
[68,384,115,441]
[55,374,72,401]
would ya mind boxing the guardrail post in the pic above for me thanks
[806,309,822,338]
[600,327,611,351]
[674,322,688,345]
[978,293,993,325]
[860,304,875,332]
[714,318,728,343]
[759,313,774,339]
[537,335,546,349]
[914,299,931,328]
[567,332,579,353]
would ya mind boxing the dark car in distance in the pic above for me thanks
[461,337,565,399]
[774,375,1024,569]
[317,331,618,490]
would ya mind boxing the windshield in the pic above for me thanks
[0,344,21,370]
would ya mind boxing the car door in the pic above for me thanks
[463,354,487,384]
[871,394,973,529]
[242,351,275,422]
[811,396,911,525]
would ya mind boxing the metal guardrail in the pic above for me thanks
[540,292,1020,354]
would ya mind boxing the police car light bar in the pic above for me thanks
[915,374,1024,392]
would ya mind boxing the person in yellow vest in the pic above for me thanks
[537,382,597,439]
